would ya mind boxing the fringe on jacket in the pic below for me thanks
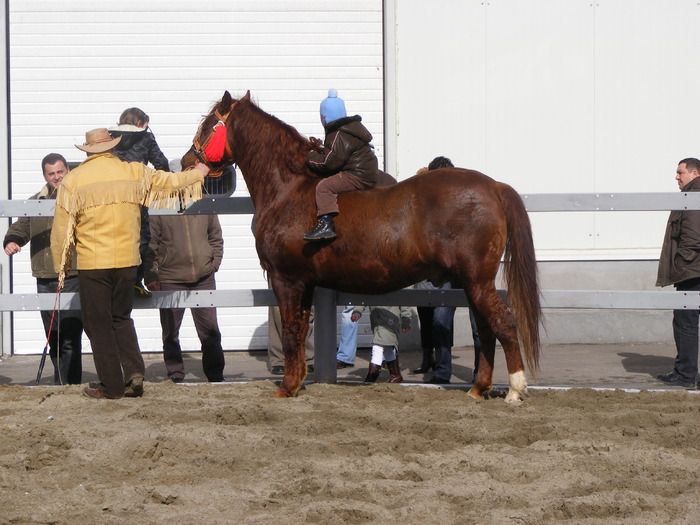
[54,166,203,287]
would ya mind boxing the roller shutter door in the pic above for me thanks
[7,0,383,354]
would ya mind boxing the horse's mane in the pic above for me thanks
[230,96,317,182]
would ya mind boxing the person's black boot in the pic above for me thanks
[304,214,337,241]
[364,363,382,383]
[412,348,435,374]
[386,358,403,383]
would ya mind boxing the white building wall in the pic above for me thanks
[388,0,700,260]
[6,0,383,354]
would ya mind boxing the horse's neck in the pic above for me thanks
[240,165,300,211]
[234,114,310,211]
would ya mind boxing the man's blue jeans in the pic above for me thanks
[336,306,358,364]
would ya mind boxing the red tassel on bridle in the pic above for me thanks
[203,121,227,162]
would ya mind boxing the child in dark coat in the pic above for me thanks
[304,89,380,241]
[109,108,170,298]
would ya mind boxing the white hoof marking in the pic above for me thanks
[505,370,528,404]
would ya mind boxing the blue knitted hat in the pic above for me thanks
[319,89,347,126]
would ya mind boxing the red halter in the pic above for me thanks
[192,109,232,175]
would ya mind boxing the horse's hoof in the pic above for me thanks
[274,387,295,398]
[505,371,528,404]
[467,387,484,400]
[504,392,524,405]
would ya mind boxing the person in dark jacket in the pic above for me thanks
[656,157,700,389]
[109,107,170,298]
[144,214,226,383]
[109,108,170,170]
[304,89,380,241]
[3,153,83,384]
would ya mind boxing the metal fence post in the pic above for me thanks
[313,287,337,383]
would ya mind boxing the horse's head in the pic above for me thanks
[183,90,249,175]
[184,90,321,196]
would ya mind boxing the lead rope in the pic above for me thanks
[36,282,62,385]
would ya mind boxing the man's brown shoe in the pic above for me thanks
[83,387,109,399]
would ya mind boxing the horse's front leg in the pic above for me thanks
[271,283,313,398]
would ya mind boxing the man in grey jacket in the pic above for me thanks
[3,153,83,384]
[656,157,700,389]
[144,213,225,382]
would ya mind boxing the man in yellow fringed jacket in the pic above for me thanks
[51,128,210,400]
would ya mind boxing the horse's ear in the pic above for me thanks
[222,91,233,109]
[241,90,251,103]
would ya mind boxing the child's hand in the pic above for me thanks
[309,137,323,151]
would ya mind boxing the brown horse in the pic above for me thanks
[183,91,541,404]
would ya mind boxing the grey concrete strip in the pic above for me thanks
[0,343,688,392]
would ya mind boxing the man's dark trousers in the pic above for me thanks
[37,276,83,384]
[672,278,700,383]
[159,273,225,382]
[78,267,145,398]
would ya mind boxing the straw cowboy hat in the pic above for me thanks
[75,128,122,153]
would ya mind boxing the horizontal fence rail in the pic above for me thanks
[520,192,700,212]
[0,197,256,217]
[1,289,698,312]
[4,192,700,217]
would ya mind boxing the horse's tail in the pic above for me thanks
[496,182,541,373]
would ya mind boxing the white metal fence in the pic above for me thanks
[2,192,699,381]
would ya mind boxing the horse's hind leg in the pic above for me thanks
[467,282,527,404]
[470,315,496,399]
[270,280,312,398]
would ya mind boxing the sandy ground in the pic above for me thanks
[1,345,699,524]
